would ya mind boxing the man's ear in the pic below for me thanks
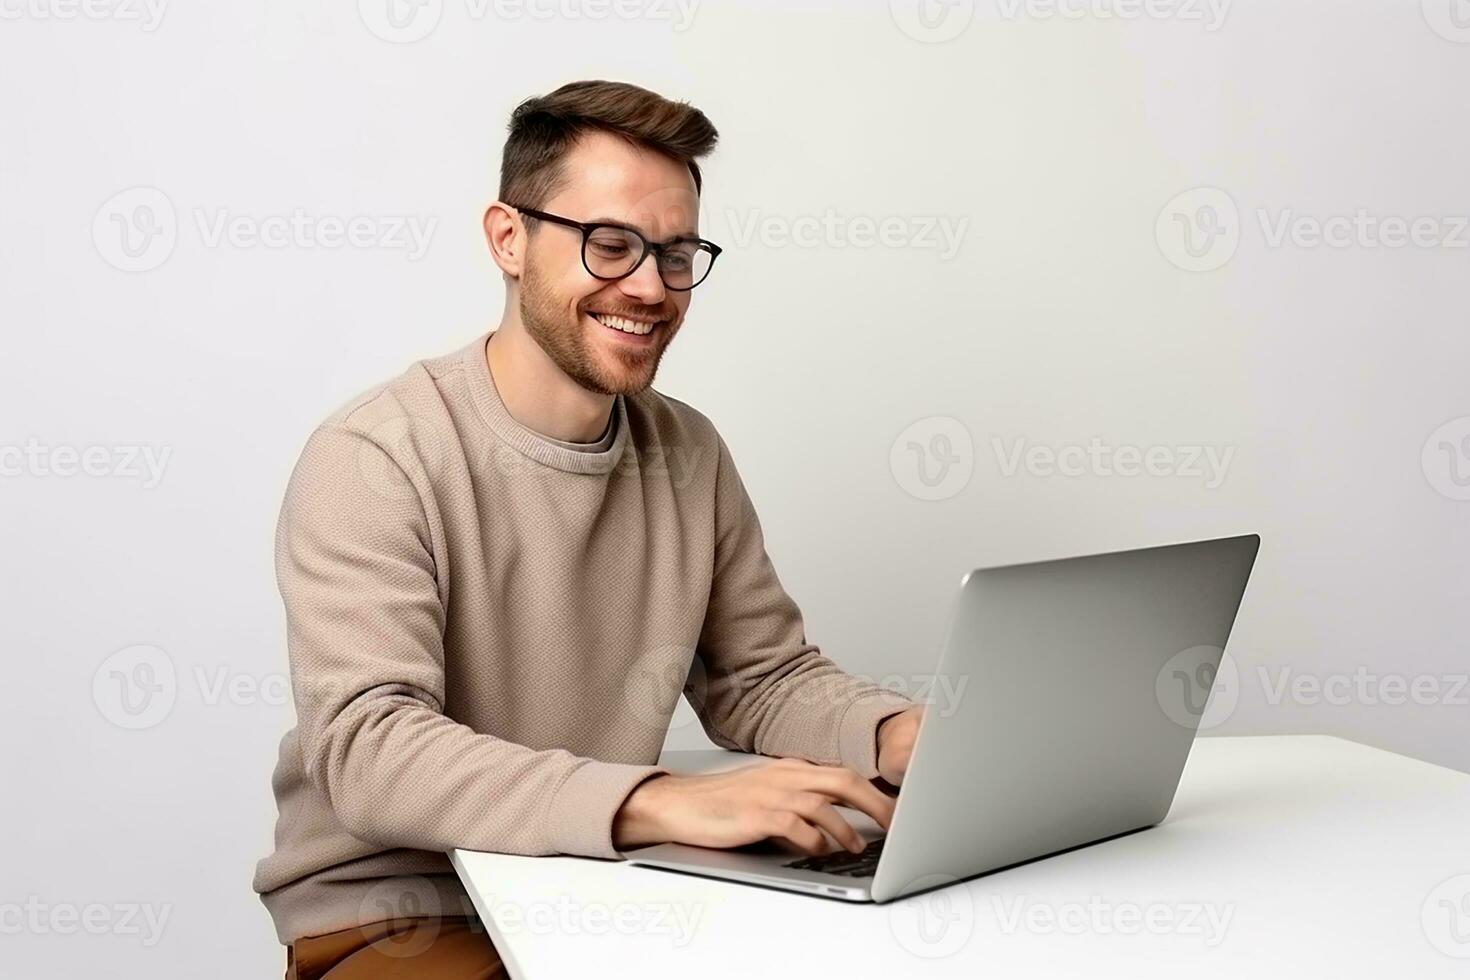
[483,201,524,278]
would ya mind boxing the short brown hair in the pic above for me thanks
[498,80,719,211]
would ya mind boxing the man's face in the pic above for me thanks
[517,130,701,396]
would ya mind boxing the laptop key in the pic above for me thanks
[783,839,885,876]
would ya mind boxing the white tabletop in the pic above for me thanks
[451,736,1470,979]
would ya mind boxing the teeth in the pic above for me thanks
[592,313,655,336]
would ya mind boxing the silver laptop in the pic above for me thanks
[627,533,1260,903]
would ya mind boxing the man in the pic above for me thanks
[254,79,924,978]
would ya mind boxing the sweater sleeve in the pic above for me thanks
[688,434,914,778]
[278,422,665,859]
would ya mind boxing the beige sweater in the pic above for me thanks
[252,333,913,943]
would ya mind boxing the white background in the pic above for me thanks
[2,1,1468,977]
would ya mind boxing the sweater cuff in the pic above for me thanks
[838,692,916,778]
[545,760,669,859]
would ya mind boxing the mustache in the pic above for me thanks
[582,303,677,321]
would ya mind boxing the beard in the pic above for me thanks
[518,258,678,397]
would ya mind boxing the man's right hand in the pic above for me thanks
[611,757,896,856]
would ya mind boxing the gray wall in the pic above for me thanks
[3,2,1466,977]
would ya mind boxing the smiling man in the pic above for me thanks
[253,80,922,978]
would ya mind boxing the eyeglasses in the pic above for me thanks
[507,204,722,291]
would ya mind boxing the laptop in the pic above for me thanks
[627,533,1260,903]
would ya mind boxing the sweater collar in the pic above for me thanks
[462,332,629,475]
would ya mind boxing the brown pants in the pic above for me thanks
[285,916,506,979]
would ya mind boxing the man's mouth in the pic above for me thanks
[587,311,662,338]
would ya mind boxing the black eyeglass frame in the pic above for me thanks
[507,204,723,291]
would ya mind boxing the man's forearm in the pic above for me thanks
[306,692,666,858]
[691,433,915,774]
[693,651,915,777]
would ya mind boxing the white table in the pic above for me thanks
[452,736,1470,979]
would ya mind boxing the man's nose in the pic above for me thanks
[618,252,667,305]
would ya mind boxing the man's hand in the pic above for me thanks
[612,757,896,856]
[876,706,925,787]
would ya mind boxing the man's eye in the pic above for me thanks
[589,241,631,257]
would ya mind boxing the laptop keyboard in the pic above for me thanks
[783,839,885,877]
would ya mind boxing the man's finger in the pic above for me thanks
[765,810,829,855]
[797,767,897,829]
[788,792,866,853]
